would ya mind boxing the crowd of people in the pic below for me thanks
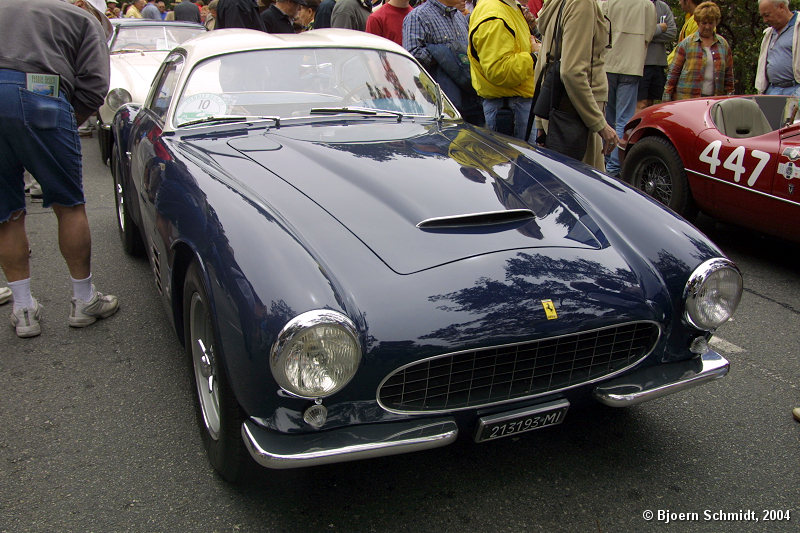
[104,0,202,21]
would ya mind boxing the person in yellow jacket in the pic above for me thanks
[667,0,698,64]
[468,0,540,140]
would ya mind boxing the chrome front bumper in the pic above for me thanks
[242,350,728,469]
[242,418,458,470]
[592,349,729,407]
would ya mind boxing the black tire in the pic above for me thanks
[621,136,694,217]
[183,261,252,482]
[112,147,145,257]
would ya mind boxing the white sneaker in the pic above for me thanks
[0,286,11,305]
[29,182,43,200]
[10,298,42,338]
[69,287,119,327]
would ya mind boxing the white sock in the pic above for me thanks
[9,278,34,312]
[71,274,94,303]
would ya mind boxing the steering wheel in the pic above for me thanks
[341,84,374,105]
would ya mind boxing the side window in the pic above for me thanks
[148,55,184,122]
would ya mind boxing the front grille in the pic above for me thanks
[378,322,659,413]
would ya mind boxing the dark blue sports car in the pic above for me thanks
[112,29,743,482]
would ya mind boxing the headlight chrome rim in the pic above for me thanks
[270,310,361,399]
[105,87,132,112]
[683,258,742,331]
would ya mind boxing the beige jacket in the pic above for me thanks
[535,0,609,134]
[535,0,609,168]
[601,0,656,76]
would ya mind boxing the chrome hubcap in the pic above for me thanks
[190,292,221,440]
[115,181,126,231]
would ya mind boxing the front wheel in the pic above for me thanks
[183,261,251,482]
[621,136,694,217]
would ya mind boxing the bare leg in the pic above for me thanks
[51,204,91,280]
[0,210,31,282]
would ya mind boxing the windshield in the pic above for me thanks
[173,47,443,127]
[110,25,205,53]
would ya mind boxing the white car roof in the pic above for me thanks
[178,28,415,68]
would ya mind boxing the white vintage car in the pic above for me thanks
[97,19,205,163]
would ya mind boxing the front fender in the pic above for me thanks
[112,104,144,226]
[621,99,716,167]
[522,151,726,361]
[157,138,371,420]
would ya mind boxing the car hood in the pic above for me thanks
[226,121,604,274]
[110,51,168,99]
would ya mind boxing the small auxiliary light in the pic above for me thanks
[303,402,328,428]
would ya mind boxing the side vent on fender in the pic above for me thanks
[151,244,163,295]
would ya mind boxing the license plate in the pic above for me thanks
[474,399,569,443]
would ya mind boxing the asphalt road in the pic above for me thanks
[1,136,798,533]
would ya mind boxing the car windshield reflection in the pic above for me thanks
[174,48,442,127]
[111,25,205,53]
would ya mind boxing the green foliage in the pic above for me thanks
[715,0,765,93]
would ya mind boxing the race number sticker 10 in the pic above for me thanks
[175,93,228,125]
[698,140,770,187]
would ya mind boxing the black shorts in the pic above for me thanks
[637,65,667,101]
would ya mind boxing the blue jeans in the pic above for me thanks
[0,68,83,222]
[604,73,640,176]
[482,97,533,141]
[765,84,800,96]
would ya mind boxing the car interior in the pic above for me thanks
[710,97,773,138]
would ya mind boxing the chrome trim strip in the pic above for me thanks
[242,418,458,469]
[592,349,729,407]
[687,169,800,208]
[416,209,536,228]
[377,320,662,415]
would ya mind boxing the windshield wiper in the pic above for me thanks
[309,106,404,122]
[177,115,280,128]
[111,48,146,54]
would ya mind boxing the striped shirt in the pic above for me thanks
[664,32,734,101]
[402,0,469,70]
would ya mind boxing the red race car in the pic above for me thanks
[619,95,799,243]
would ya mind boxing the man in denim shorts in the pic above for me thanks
[0,0,118,338]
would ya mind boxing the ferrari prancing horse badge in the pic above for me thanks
[541,299,558,320]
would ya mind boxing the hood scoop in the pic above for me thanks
[417,209,536,230]
[228,124,604,274]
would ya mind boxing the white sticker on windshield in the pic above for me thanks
[175,93,227,124]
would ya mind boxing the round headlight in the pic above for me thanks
[106,88,132,111]
[684,258,742,330]
[270,310,361,398]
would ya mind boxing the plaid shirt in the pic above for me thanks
[663,32,734,100]
[402,0,469,71]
